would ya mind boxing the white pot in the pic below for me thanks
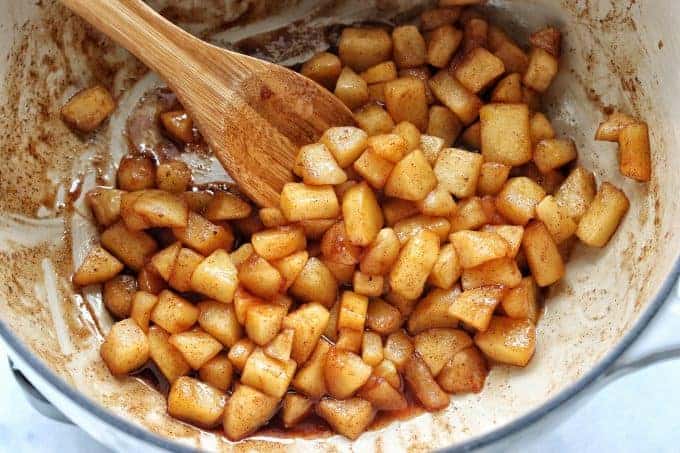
[0,0,679,451]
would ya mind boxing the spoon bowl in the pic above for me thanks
[61,0,354,207]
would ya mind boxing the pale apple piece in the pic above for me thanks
[227,338,256,372]
[449,285,505,331]
[240,348,297,399]
[100,318,149,375]
[474,316,536,366]
[205,192,252,221]
[198,353,233,391]
[403,353,449,410]
[167,376,226,429]
[384,150,437,201]
[150,290,199,334]
[223,384,279,441]
[408,286,462,334]
[245,303,287,346]
[324,347,373,399]
[282,393,314,428]
[366,298,402,335]
[190,249,238,304]
[342,182,384,246]
[414,328,473,376]
[437,346,488,393]
[197,300,242,347]
[169,330,223,369]
[251,226,306,261]
[358,375,407,411]
[148,325,191,383]
[73,245,124,286]
[383,331,415,371]
[132,189,189,228]
[316,397,375,440]
[292,339,331,398]
[272,250,309,291]
[389,230,440,300]
[264,328,294,362]
[282,303,330,364]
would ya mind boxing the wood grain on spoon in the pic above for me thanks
[61,0,354,207]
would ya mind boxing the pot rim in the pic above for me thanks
[1,256,679,452]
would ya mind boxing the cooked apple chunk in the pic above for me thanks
[448,285,505,331]
[73,245,124,286]
[203,192,251,222]
[320,126,368,168]
[434,148,483,198]
[385,150,437,201]
[384,77,429,131]
[496,177,546,225]
[282,393,314,428]
[283,303,330,364]
[167,376,225,429]
[198,353,233,391]
[294,142,348,185]
[502,277,540,322]
[148,325,191,383]
[414,328,472,376]
[227,338,256,372]
[264,329,294,362]
[151,290,199,334]
[407,287,461,334]
[101,221,157,271]
[359,375,407,411]
[223,384,279,441]
[394,215,451,244]
[403,353,449,410]
[342,182,384,246]
[390,230,440,300]
[103,275,137,319]
[324,347,372,399]
[461,256,521,289]
[475,316,536,366]
[238,253,283,300]
[241,349,297,399]
[101,318,149,375]
[437,346,488,393]
[383,331,415,370]
[292,339,331,398]
[618,122,651,182]
[245,303,287,346]
[172,212,233,255]
[480,103,532,166]
[251,226,306,262]
[595,111,637,142]
[87,188,125,227]
[429,69,482,125]
[450,230,509,269]
[576,182,630,247]
[301,52,342,89]
[169,330,223,370]
[554,166,596,221]
[132,190,189,228]
[190,249,238,304]
[130,291,158,332]
[523,221,564,287]
[61,85,115,132]
[316,397,375,440]
[168,247,203,293]
[197,300,242,348]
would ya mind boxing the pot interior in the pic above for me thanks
[0,0,678,451]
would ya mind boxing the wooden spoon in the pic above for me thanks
[61,0,354,207]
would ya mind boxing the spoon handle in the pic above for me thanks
[60,0,216,94]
